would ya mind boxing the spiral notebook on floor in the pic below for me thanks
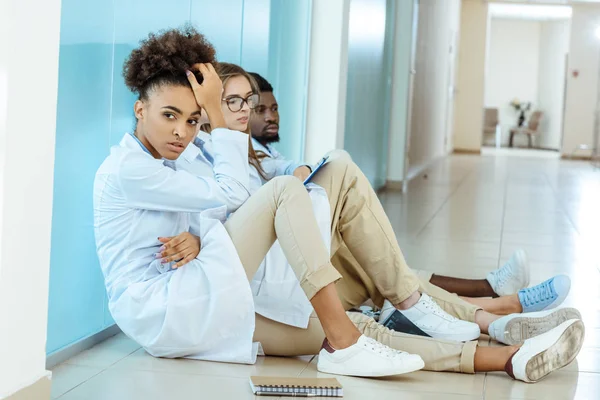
[249,376,343,397]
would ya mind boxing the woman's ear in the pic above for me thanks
[134,100,145,121]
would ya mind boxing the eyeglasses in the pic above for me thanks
[222,93,260,112]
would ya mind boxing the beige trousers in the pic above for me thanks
[224,152,479,373]
[314,151,481,323]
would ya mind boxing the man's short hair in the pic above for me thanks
[249,72,273,93]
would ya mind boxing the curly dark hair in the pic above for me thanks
[123,25,216,100]
[249,72,273,93]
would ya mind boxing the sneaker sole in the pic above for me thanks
[317,358,425,378]
[504,308,581,345]
[525,319,585,382]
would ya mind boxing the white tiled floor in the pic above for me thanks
[50,153,600,399]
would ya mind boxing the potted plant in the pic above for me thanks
[510,99,532,127]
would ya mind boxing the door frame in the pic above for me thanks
[402,0,420,193]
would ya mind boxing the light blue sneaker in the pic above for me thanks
[518,275,571,313]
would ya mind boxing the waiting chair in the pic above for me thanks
[509,111,543,148]
[483,108,501,148]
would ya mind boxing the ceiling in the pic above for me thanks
[489,3,573,20]
[488,0,600,4]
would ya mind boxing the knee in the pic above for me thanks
[323,149,357,177]
[326,149,352,163]
[270,175,305,197]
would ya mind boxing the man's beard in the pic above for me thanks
[262,133,280,144]
[257,124,280,144]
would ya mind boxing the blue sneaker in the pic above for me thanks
[518,275,571,313]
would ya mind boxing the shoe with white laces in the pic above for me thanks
[489,307,582,345]
[317,335,425,377]
[518,275,571,313]
[487,249,530,296]
[379,294,481,342]
[506,319,584,383]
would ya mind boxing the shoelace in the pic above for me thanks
[520,279,554,307]
[362,337,407,358]
[491,258,517,288]
[421,297,459,322]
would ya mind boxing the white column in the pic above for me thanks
[304,0,350,163]
[0,0,62,397]
[453,0,488,152]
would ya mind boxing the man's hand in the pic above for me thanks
[156,232,201,268]
[293,166,311,182]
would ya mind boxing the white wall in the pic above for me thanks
[537,19,570,150]
[485,19,542,146]
[453,0,488,151]
[562,4,600,157]
[386,0,417,182]
[0,0,61,397]
[304,0,350,163]
[408,0,461,172]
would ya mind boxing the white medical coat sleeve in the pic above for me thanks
[118,129,250,213]
[209,129,253,209]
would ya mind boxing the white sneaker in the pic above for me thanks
[508,319,584,383]
[487,249,530,296]
[379,294,481,342]
[317,335,425,377]
[489,307,582,345]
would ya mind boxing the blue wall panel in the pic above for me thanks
[241,0,271,76]
[47,0,115,354]
[109,0,192,147]
[191,0,244,64]
[265,0,312,161]
[344,0,393,189]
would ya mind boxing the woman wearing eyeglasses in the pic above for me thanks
[197,63,311,188]
[197,63,262,177]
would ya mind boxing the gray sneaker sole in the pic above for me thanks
[526,319,585,382]
[504,308,582,345]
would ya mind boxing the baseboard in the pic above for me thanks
[381,154,449,193]
[406,154,446,183]
[6,374,51,400]
[453,148,481,155]
[561,154,592,161]
[46,324,122,369]
[383,180,404,191]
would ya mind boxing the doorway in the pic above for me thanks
[482,3,571,152]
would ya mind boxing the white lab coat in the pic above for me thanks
[93,131,260,364]
[178,135,331,329]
